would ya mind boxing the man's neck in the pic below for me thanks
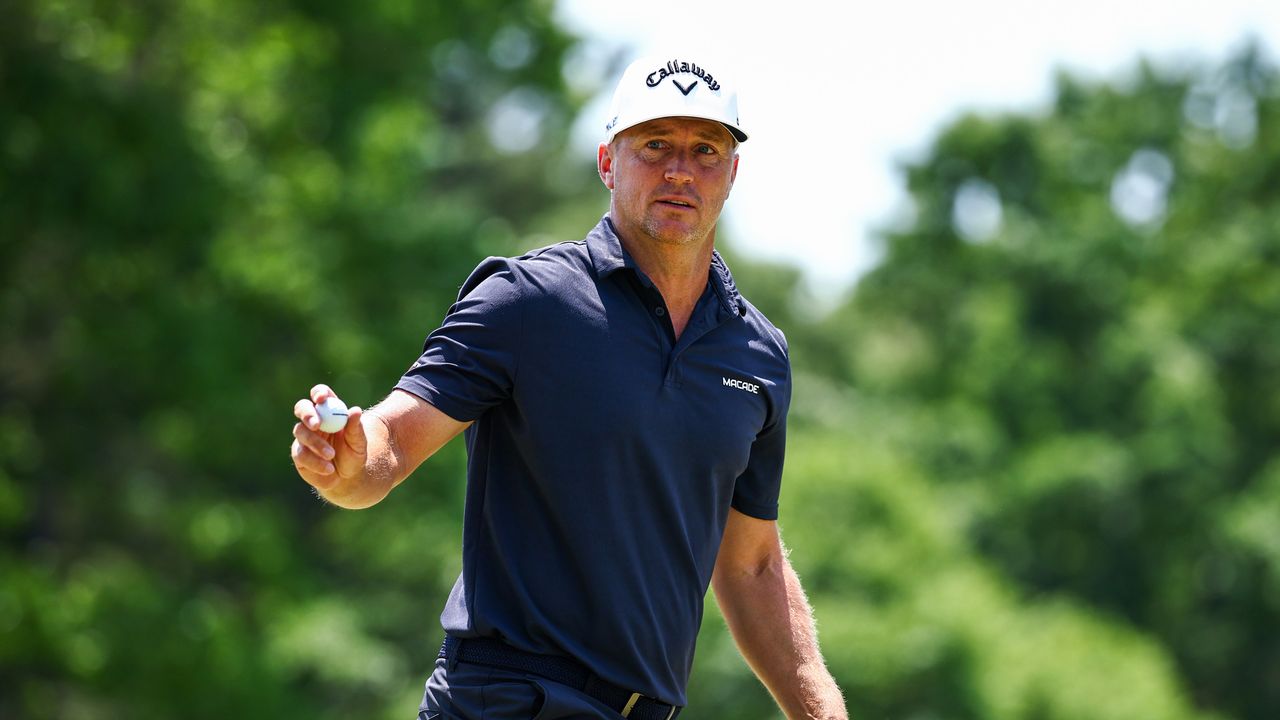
[615,224,716,340]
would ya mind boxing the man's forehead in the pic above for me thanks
[623,117,734,142]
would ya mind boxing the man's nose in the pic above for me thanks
[664,154,694,184]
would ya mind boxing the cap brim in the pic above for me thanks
[606,114,748,144]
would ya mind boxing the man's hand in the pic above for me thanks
[291,384,368,495]
[290,386,470,509]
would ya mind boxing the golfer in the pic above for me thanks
[291,54,847,720]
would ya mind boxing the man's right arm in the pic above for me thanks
[291,385,470,509]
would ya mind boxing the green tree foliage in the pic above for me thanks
[0,0,602,717]
[775,43,1276,720]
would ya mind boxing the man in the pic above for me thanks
[290,55,847,720]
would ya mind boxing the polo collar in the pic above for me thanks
[586,215,630,278]
[586,215,746,317]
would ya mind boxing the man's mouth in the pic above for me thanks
[657,198,695,209]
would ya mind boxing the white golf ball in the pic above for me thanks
[315,397,350,433]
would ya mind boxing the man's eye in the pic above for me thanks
[646,140,664,149]
[697,145,716,155]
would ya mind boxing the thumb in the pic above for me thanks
[340,406,369,458]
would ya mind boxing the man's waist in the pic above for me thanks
[440,635,681,720]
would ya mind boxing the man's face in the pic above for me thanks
[598,117,739,250]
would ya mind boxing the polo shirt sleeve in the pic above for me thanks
[395,257,523,422]
[729,354,792,521]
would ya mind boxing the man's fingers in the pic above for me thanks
[292,385,358,493]
[294,397,321,430]
[291,439,336,477]
[293,422,335,460]
[311,384,335,405]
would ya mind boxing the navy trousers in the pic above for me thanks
[418,657,623,719]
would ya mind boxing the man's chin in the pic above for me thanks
[642,218,708,247]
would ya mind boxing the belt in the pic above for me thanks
[439,635,681,720]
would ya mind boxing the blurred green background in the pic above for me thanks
[2,0,1278,718]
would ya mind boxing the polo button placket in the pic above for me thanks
[663,302,727,389]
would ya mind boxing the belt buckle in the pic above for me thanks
[620,692,642,718]
[620,692,676,719]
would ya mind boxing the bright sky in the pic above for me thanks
[553,1,1280,299]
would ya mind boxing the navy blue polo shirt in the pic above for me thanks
[395,216,791,706]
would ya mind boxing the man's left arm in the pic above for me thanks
[711,507,848,720]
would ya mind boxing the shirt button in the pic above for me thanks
[654,307,666,317]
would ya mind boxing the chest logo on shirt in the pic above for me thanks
[722,376,761,394]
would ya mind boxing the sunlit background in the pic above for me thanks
[556,0,1280,299]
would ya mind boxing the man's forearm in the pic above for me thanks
[714,553,847,720]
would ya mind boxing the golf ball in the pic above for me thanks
[316,397,349,434]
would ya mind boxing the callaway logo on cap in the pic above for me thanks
[604,55,748,144]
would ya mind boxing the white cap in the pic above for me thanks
[603,56,748,144]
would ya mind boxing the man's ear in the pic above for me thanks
[597,143,615,190]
